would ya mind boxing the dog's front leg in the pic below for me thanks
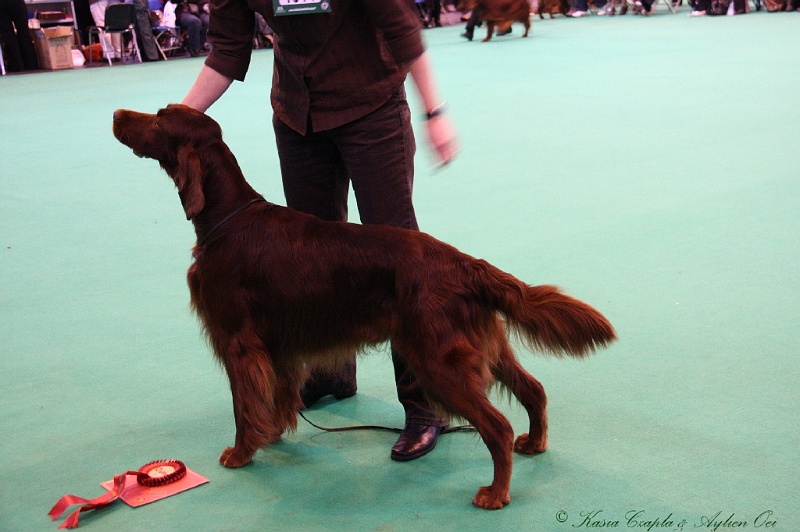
[215,329,283,468]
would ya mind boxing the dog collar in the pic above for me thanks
[197,198,268,248]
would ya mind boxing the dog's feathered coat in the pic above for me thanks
[112,104,616,509]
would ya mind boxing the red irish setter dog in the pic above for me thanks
[459,0,531,41]
[112,104,616,510]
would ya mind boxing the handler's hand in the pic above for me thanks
[426,114,460,167]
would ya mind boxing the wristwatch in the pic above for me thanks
[425,103,445,120]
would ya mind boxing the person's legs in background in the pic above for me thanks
[425,0,442,26]
[132,0,160,60]
[461,7,482,41]
[177,11,203,55]
[198,12,209,48]
[89,0,120,59]
[0,0,39,71]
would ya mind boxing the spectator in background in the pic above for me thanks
[627,0,654,14]
[460,6,482,40]
[176,0,208,56]
[87,0,158,61]
[423,0,442,27]
[88,0,118,59]
[568,0,607,16]
[596,0,628,14]
[689,0,710,15]
[133,0,160,60]
[0,0,40,71]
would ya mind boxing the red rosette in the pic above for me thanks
[136,459,187,488]
[50,459,194,529]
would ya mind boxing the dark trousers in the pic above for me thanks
[465,8,481,31]
[425,0,441,24]
[177,11,208,54]
[133,0,159,61]
[571,0,607,9]
[272,88,447,426]
[0,0,39,72]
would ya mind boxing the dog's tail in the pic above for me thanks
[474,261,616,357]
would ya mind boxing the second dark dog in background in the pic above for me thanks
[459,0,531,41]
[537,0,572,17]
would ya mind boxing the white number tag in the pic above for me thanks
[273,0,331,15]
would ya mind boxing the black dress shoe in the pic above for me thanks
[461,29,474,41]
[497,26,512,36]
[390,423,445,461]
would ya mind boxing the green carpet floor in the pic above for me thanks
[1,9,798,531]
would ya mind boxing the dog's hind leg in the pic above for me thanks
[483,21,495,42]
[215,328,282,468]
[491,332,548,454]
[520,15,530,37]
[410,340,515,509]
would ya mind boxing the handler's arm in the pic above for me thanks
[182,65,235,112]
[407,52,460,166]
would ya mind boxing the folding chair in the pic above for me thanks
[148,0,184,60]
[87,2,142,66]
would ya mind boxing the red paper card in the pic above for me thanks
[100,467,208,507]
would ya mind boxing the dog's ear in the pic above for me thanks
[174,146,205,220]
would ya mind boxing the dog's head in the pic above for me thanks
[113,104,222,219]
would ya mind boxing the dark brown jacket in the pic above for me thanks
[204,0,424,134]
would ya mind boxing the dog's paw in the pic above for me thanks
[514,433,547,454]
[472,486,511,510]
[219,446,253,468]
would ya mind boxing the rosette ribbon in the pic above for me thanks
[48,471,132,529]
[48,460,186,529]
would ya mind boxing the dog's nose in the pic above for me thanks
[112,110,122,121]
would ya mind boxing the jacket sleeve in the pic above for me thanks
[204,0,255,81]
[360,0,425,67]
